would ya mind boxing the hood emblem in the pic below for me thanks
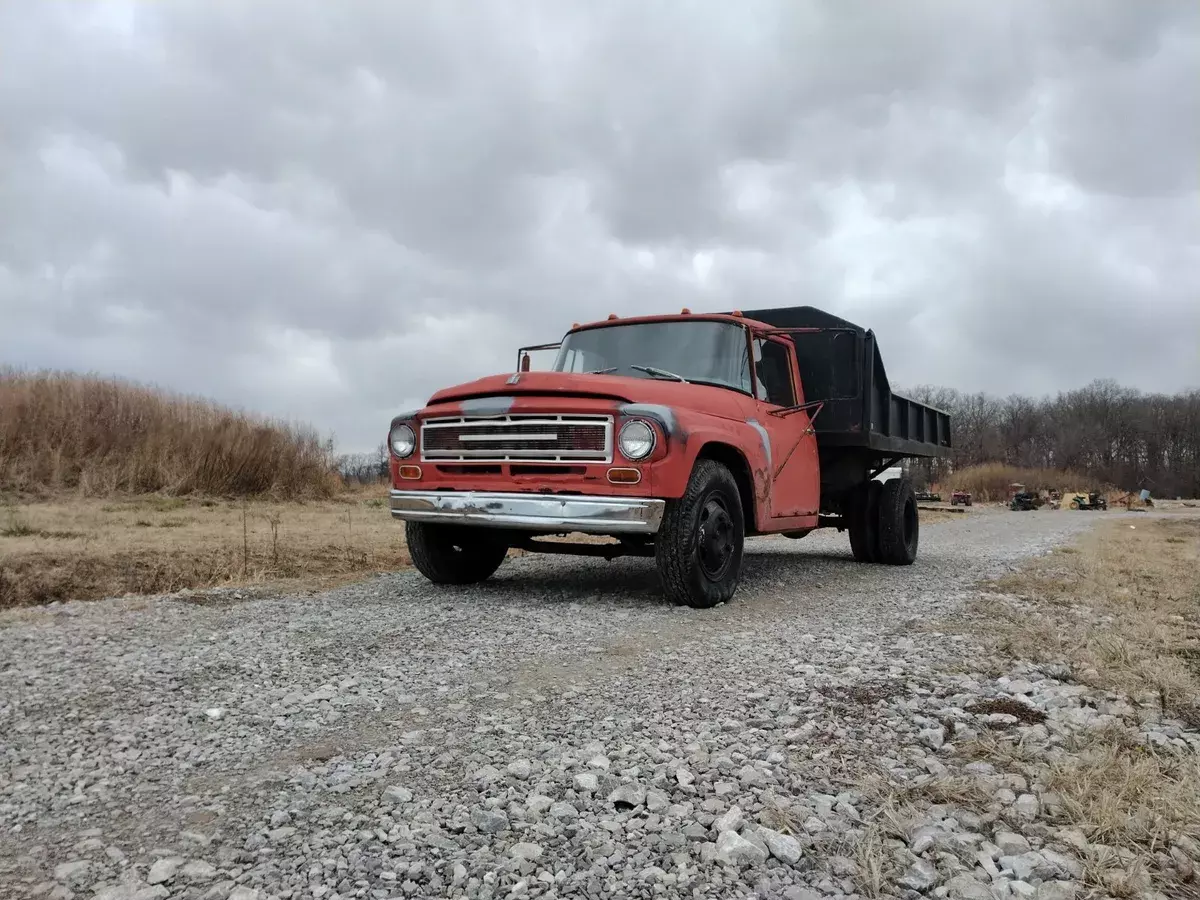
[506,373,521,385]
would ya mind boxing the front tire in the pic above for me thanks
[655,459,745,608]
[877,477,919,565]
[405,522,509,584]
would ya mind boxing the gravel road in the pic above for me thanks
[0,510,1109,900]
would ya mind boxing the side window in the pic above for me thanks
[755,338,795,407]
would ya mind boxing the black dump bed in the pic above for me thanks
[732,305,952,459]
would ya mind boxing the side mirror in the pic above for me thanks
[521,354,531,372]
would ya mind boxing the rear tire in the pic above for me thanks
[405,522,509,584]
[877,477,919,565]
[848,481,882,562]
[655,459,745,608]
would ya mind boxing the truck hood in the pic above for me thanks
[427,371,637,405]
[424,371,750,418]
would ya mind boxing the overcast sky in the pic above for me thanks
[2,1,1198,452]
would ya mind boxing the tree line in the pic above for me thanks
[904,379,1200,499]
[337,443,390,486]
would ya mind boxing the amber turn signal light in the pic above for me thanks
[398,465,422,480]
[607,467,641,485]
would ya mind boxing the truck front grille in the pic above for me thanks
[420,414,613,463]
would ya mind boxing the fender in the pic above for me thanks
[652,412,775,533]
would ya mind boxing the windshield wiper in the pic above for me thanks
[587,367,618,375]
[630,365,687,382]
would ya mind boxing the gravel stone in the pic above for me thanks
[910,824,943,855]
[713,805,743,834]
[1036,849,1084,880]
[898,858,940,891]
[753,826,803,865]
[1013,793,1041,821]
[179,860,217,882]
[381,784,413,804]
[1001,852,1044,881]
[1005,678,1035,695]
[645,789,669,812]
[51,861,89,885]
[945,873,998,899]
[470,808,510,833]
[919,727,945,750]
[146,859,181,885]
[714,831,768,867]
[549,801,579,820]
[509,842,543,860]
[994,831,1031,856]
[608,784,646,808]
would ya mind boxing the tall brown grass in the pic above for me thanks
[941,462,1107,502]
[0,368,338,498]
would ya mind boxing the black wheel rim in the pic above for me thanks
[696,494,736,580]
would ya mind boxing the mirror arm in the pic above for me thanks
[768,399,825,420]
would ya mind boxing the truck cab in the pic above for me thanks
[387,307,951,608]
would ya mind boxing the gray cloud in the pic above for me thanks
[2,0,1197,451]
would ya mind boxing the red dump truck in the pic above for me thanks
[386,306,952,608]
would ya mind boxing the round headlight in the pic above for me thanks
[389,423,416,458]
[618,420,656,460]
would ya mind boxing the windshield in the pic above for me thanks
[553,320,752,394]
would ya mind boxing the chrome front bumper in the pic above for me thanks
[389,490,665,534]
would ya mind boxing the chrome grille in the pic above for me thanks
[420,414,613,463]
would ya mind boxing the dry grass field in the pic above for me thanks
[0,369,403,606]
[0,490,407,607]
[983,515,1200,725]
